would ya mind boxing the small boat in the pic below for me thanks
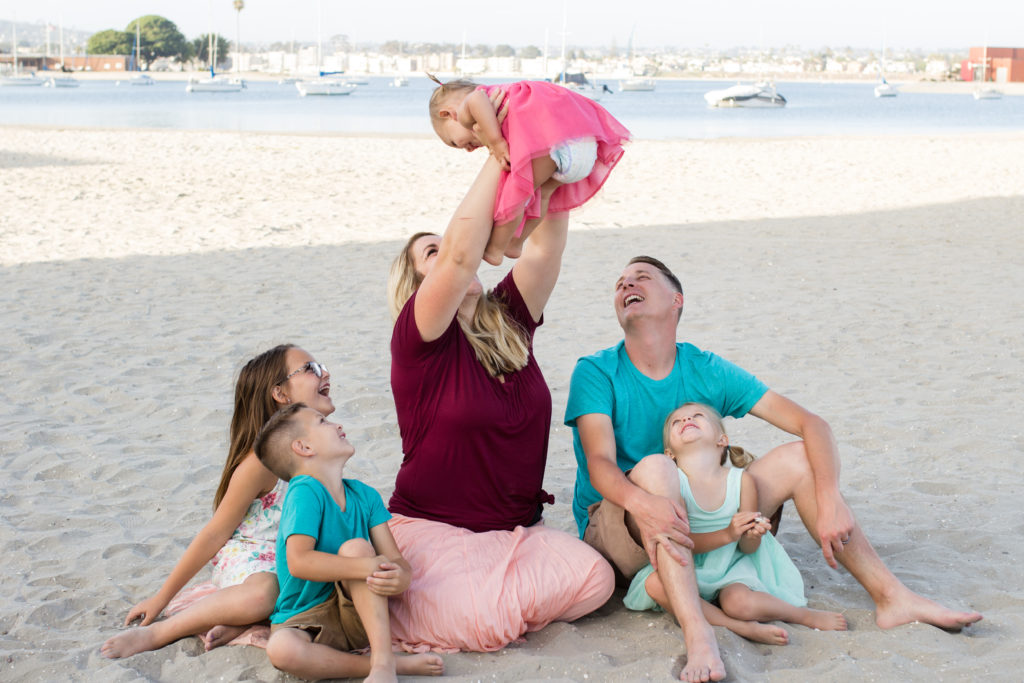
[128,73,155,86]
[186,76,246,93]
[555,72,611,101]
[704,82,786,108]
[1,72,46,87]
[44,76,80,88]
[619,77,655,92]
[874,77,898,98]
[296,77,356,96]
[391,76,408,87]
[973,86,1002,100]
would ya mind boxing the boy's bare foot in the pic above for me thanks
[799,609,848,631]
[875,587,982,631]
[396,653,444,676]
[726,619,789,645]
[100,627,159,659]
[679,625,726,682]
[203,624,247,650]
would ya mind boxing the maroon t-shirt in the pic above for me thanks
[389,272,553,532]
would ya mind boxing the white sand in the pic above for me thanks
[1,126,1021,681]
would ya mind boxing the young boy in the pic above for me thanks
[254,403,443,681]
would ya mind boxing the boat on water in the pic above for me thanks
[44,76,80,88]
[296,76,356,96]
[554,72,611,101]
[704,82,786,108]
[128,74,155,86]
[973,86,1002,100]
[619,76,655,92]
[1,24,45,86]
[874,77,898,98]
[186,5,245,93]
[391,76,409,87]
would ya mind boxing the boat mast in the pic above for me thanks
[559,2,566,84]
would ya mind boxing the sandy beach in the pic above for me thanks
[1,126,1022,681]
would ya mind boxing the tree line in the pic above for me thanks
[87,15,230,70]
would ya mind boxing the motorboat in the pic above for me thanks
[1,72,46,86]
[704,82,786,108]
[129,74,155,86]
[296,77,356,96]
[619,76,655,92]
[186,76,246,93]
[391,76,408,87]
[973,86,1002,100]
[555,72,612,101]
[874,78,898,98]
[44,76,80,88]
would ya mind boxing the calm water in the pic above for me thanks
[1,76,1022,139]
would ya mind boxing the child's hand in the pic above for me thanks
[366,558,410,596]
[744,515,771,540]
[124,595,167,627]
[487,138,511,171]
[728,511,760,542]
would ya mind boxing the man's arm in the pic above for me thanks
[576,412,692,568]
[748,389,855,567]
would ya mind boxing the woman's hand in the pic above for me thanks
[123,594,167,627]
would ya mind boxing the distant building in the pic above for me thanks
[960,47,1024,82]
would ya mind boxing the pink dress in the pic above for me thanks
[483,81,630,228]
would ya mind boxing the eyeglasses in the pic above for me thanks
[277,361,328,385]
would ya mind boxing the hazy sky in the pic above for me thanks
[3,0,1022,51]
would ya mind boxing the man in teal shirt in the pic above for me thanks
[565,256,982,682]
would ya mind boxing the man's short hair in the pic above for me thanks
[254,402,309,481]
[627,256,683,296]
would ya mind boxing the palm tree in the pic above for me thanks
[233,0,244,73]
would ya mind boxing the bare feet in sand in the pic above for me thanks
[100,627,159,659]
[679,625,727,682]
[203,624,248,650]
[396,653,444,677]
[797,608,848,631]
[875,587,982,631]
[728,619,790,645]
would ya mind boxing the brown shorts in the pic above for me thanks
[270,583,368,652]
[583,499,650,586]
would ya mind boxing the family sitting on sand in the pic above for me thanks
[101,79,981,683]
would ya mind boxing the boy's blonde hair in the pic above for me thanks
[663,402,756,468]
[387,232,530,377]
[254,403,309,481]
[426,72,478,124]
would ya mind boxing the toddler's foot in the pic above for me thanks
[503,243,523,259]
[727,619,789,645]
[203,624,248,650]
[397,653,444,676]
[799,609,848,631]
[482,244,505,266]
[100,627,159,659]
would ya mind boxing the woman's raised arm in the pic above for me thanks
[413,157,503,341]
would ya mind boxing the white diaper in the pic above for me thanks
[549,137,598,183]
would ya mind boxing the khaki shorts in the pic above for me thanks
[270,583,368,652]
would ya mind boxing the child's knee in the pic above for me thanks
[718,585,751,618]
[266,629,304,670]
[338,538,374,558]
[245,572,280,612]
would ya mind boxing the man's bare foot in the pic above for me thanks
[797,608,848,631]
[725,619,789,645]
[396,653,444,676]
[875,587,982,631]
[100,627,159,659]
[680,625,726,682]
[203,624,247,650]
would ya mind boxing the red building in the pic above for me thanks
[960,47,1024,82]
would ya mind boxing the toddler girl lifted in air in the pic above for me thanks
[625,402,849,636]
[428,75,630,265]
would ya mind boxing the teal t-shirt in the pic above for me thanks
[564,341,768,537]
[271,475,391,624]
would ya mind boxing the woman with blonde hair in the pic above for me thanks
[383,158,614,652]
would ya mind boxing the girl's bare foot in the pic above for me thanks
[798,609,848,631]
[396,653,444,676]
[203,624,248,650]
[726,619,789,645]
[100,627,159,659]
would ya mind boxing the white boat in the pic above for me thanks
[295,0,356,96]
[44,76,80,88]
[704,82,786,108]
[391,76,408,87]
[1,24,45,86]
[874,77,898,98]
[972,44,1002,100]
[129,73,155,86]
[620,77,655,92]
[186,3,245,93]
[296,77,355,96]
[186,75,245,93]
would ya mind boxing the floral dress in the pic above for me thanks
[210,479,287,588]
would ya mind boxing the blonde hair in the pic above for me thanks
[387,232,530,377]
[663,402,756,468]
[426,72,478,124]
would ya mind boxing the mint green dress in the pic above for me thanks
[624,466,806,610]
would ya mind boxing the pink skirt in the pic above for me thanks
[387,514,614,653]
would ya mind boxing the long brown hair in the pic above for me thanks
[387,233,530,377]
[213,344,294,510]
